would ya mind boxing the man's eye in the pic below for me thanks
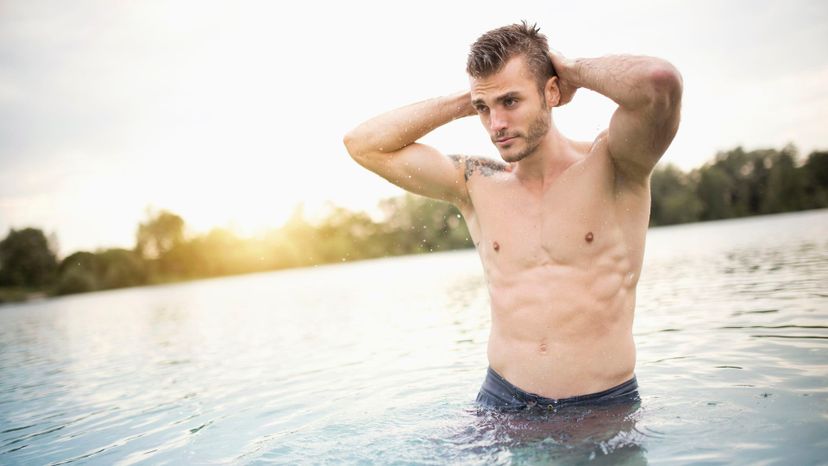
[504,99,517,107]
[476,106,489,113]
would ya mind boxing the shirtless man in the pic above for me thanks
[343,22,682,411]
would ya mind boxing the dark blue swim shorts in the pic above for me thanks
[476,367,640,411]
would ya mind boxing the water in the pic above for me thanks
[1,209,827,465]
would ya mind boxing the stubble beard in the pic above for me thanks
[498,108,551,164]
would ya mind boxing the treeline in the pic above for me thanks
[0,195,470,301]
[650,145,828,225]
[0,145,826,302]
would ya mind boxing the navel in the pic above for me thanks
[493,241,500,252]
[585,232,594,243]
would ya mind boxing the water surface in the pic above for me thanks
[1,209,827,464]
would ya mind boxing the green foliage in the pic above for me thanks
[649,145,827,225]
[377,194,472,255]
[650,164,702,225]
[0,228,58,287]
[803,151,828,207]
[56,251,100,294]
[135,209,185,260]
[96,249,147,289]
[55,266,98,295]
[55,249,147,295]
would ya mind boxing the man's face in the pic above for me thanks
[470,55,551,163]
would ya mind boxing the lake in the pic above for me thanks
[1,209,827,465]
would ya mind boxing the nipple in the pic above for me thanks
[585,232,594,243]
[493,241,500,252]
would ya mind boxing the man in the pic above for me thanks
[343,22,682,411]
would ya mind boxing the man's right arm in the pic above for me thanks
[343,91,477,207]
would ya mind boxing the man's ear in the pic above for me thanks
[544,76,560,108]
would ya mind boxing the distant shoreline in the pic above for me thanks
[2,207,826,307]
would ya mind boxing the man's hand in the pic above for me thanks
[548,49,579,107]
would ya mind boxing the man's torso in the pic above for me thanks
[457,135,651,398]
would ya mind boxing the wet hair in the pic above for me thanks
[466,21,555,92]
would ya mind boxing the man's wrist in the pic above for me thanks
[564,58,586,88]
[442,91,475,119]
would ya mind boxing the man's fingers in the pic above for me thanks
[547,49,568,77]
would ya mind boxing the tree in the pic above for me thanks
[802,151,828,209]
[650,164,702,225]
[0,228,58,288]
[378,194,472,255]
[56,251,101,294]
[135,209,185,260]
[696,165,733,220]
[96,249,147,289]
[762,147,806,213]
[55,249,147,295]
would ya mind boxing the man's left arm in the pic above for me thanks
[550,52,683,183]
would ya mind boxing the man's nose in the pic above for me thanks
[489,109,507,134]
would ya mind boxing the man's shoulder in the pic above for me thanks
[585,130,609,156]
[447,155,511,182]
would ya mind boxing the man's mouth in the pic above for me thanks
[495,136,517,145]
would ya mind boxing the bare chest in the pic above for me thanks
[464,159,628,272]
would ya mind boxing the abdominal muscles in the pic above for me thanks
[485,260,638,399]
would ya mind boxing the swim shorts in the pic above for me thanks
[476,366,640,411]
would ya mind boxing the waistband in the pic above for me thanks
[478,367,639,410]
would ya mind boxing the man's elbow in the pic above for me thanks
[342,130,364,162]
[646,61,683,111]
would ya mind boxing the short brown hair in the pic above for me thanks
[466,21,555,91]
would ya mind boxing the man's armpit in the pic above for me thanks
[448,155,508,181]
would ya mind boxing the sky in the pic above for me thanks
[1,0,826,256]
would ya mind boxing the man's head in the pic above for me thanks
[467,22,558,163]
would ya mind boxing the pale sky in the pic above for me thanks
[1,0,826,256]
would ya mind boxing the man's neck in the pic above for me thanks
[511,123,577,191]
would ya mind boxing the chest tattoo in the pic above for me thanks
[448,155,508,181]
